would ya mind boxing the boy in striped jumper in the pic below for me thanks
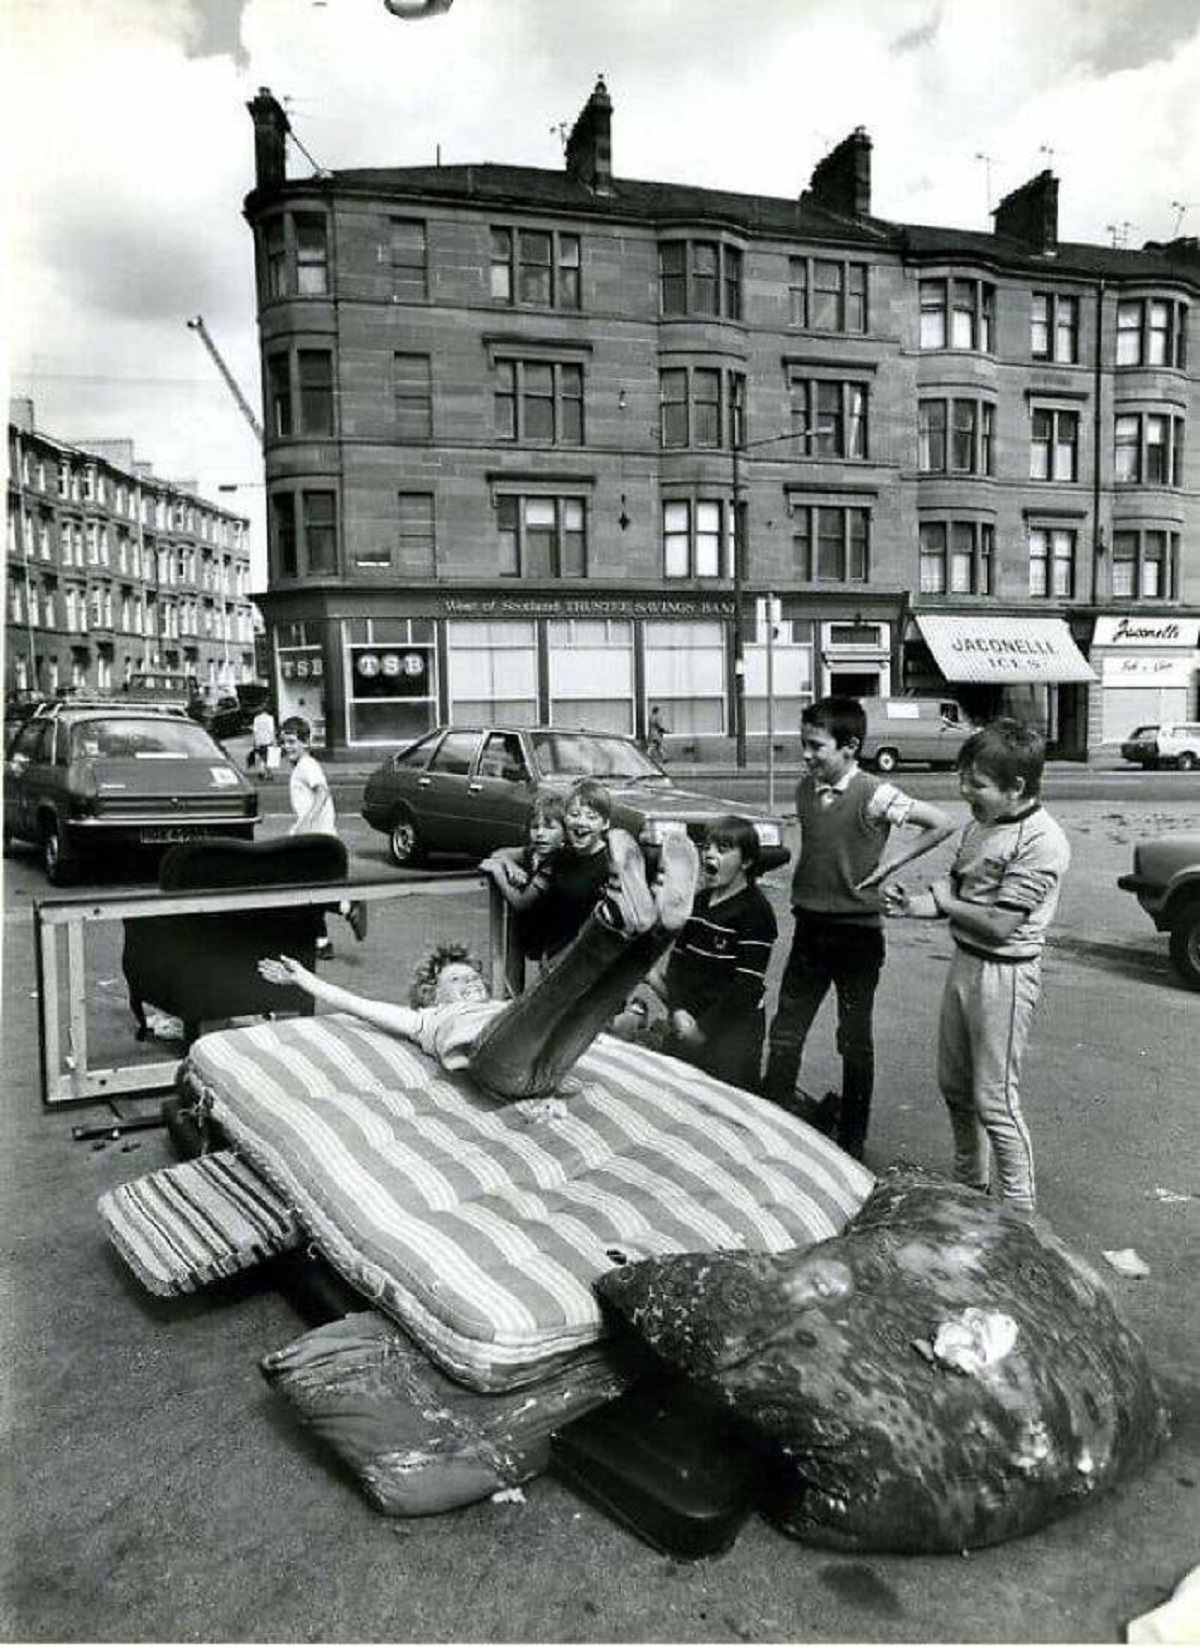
[762,697,953,1159]
[615,815,777,1091]
[882,718,1070,1213]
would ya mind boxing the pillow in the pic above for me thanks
[261,1311,640,1517]
[595,1165,1170,1554]
[99,1150,301,1296]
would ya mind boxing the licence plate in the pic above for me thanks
[139,826,202,844]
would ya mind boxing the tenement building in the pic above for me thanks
[6,399,257,700]
[243,80,1199,759]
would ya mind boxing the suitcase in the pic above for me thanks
[550,1376,759,1559]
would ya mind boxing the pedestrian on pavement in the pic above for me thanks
[250,704,277,777]
[279,715,368,958]
[881,718,1070,1213]
[646,705,669,764]
[613,814,778,1091]
[761,696,953,1160]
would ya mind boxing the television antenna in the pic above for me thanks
[974,152,994,216]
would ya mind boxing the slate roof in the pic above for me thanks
[262,160,1200,286]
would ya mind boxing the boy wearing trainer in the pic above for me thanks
[882,718,1070,1213]
[762,696,953,1159]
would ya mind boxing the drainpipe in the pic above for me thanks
[1090,278,1106,606]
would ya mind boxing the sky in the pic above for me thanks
[4,0,1200,588]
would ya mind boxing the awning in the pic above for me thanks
[914,614,1096,684]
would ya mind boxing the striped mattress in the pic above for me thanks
[182,1013,874,1392]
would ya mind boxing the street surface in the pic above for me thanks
[1,767,1198,1643]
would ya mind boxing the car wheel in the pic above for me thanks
[388,809,425,868]
[41,817,76,886]
[875,747,899,775]
[1176,751,1198,772]
[1168,903,1200,991]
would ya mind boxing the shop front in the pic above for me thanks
[1089,615,1200,746]
[906,612,1096,758]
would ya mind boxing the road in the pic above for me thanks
[2,780,1198,1644]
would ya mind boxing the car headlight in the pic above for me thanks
[753,822,782,848]
[640,817,690,846]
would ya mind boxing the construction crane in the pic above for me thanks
[186,316,264,448]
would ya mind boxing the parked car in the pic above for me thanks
[361,725,791,872]
[1118,831,1200,990]
[2,701,259,884]
[188,693,244,743]
[859,698,974,773]
[1119,723,1200,771]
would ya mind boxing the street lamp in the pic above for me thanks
[731,426,832,769]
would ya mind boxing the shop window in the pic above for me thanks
[1028,526,1076,598]
[658,240,743,320]
[791,504,870,583]
[1030,407,1079,481]
[394,353,433,441]
[390,217,427,301]
[643,620,726,736]
[547,618,634,734]
[789,257,868,332]
[493,359,583,445]
[1031,292,1080,362]
[495,495,586,577]
[447,620,538,725]
[919,276,994,352]
[489,226,581,309]
[347,618,435,745]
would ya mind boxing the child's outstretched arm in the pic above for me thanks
[857,797,954,889]
[258,954,422,1040]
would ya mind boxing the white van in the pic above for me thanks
[859,698,972,773]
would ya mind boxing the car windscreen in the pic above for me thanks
[530,731,666,781]
[69,718,226,761]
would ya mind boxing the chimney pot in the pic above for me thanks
[993,169,1059,253]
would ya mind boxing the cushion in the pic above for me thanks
[99,1150,302,1296]
[260,1310,639,1516]
[180,1013,874,1391]
[595,1165,1170,1554]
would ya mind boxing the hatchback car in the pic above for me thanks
[3,702,259,883]
[1119,723,1200,771]
[1118,831,1200,990]
[361,725,791,872]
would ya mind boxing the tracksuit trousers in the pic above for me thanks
[937,946,1042,1211]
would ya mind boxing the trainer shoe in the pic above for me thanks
[346,901,369,942]
[654,831,700,932]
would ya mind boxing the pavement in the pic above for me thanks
[1,788,1198,1643]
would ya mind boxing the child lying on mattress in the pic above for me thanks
[259,828,699,1102]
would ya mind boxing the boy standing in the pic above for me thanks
[762,696,953,1159]
[279,715,367,956]
[882,718,1069,1213]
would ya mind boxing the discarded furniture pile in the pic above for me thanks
[100,1013,1168,1558]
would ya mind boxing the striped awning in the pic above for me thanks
[915,615,1096,684]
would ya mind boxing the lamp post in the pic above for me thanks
[731,426,832,769]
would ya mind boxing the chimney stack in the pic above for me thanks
[803,128,872,219]
[247,87,291,190]
[993,170,1058,254]
[565,77,613,195]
